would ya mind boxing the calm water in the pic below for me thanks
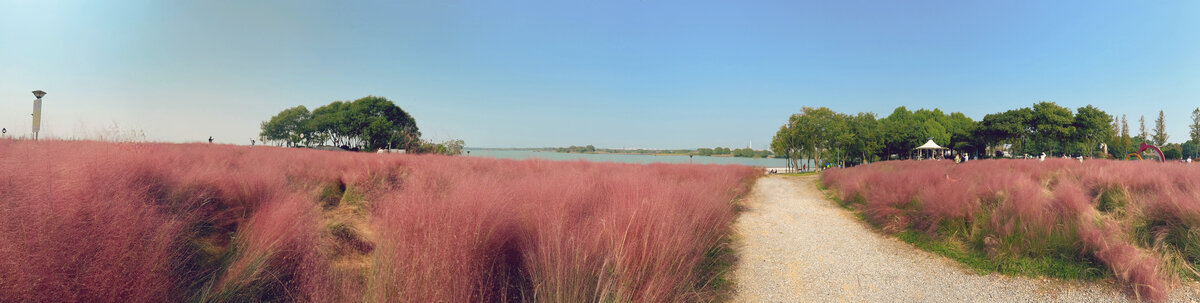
[464,149,811,167]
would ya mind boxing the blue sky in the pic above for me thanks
[1,1,1197,149]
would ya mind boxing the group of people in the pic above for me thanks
[953,153,971,163]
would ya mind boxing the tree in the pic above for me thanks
[846,112,881,164]
[772,113,815,171]
[266,96,422,152]
[347,96,420,151]
[732,148,757,157]
[1120,115,1131,157]
[443,139,466,155]
[1153,110,1168,146]
[1138,115,1147,140]
[771,107,833,170]
[944,112,977,154]
[1073,105,1114,157]
[1183,140,1199,159]
[1163,143,1182,160]
[825,112,852,166]
[922,119,950,147]
[1191,108,1200,144]
[975,108,1033,157]
[1030,102,1074,155]
[260,105,313,147]
[880,107,921,159]
[311,101,352,147]
[804,107,844,166]
[696,148,714,156]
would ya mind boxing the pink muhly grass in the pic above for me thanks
[0,141,181,302]
[822,158,1200,301]
[0,140,759,302]
[207,193,327,302]
[368,157,757,302]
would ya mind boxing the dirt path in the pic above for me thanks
[730,175,1200,302]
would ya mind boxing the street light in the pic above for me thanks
[32,90,46,141]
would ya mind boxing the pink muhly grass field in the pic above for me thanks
[822,158,1200,302]
[0,140,758,302]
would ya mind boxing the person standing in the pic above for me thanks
[209,136,213,144]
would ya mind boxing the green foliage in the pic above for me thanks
[259,105,313,147]
[1191,108,1200,144]
[1154,110,1169,146]
[846,112,882,163]
[414,139,466,156]
[1030,101,1075,154]
[555,145,597,153]
[894,231,1106,280]
[976,108,1032,156]
[1138,115,1148,141]
[922,119,949,147]
[730,148,771,158]
[1073,105,1114,157]
[773,102,1130,164]
[263,96,422,151]
[1163,143,1183,159]
[1183,140,1199,159]
[1132,220,1200,279]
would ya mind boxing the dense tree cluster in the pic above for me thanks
[260,96,463,155]
[555,145,596,153]
[695,147,770,158]
[770,102,1200,168]
[695,147,730,156]
[730,148,772,158]
[771,106,975,169]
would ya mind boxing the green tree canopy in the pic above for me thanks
[1191,108,1200,144]
[1030,101,1075,154]
[262,96,424,151]
[1072,105,1114,157]
[1153,110,1168,146]
[260,105,313,147]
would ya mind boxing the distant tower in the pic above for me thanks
[32,90,46,141]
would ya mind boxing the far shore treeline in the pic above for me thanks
[545,145,774,158]
[259,96,464,155]
[772,103,1200,169]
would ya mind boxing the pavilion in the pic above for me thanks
[913,139,947,160]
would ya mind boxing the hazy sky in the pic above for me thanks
[2,1,1198,149]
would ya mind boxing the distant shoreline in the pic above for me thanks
[466,148,775,159]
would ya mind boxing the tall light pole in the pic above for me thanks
[32,90,46,141]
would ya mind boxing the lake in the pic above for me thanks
[464,149,811,167]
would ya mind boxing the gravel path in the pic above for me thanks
[731,175,1200,303]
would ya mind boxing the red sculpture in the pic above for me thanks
[1126,142,1165,162]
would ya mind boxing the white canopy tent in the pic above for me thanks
[913,139,947,160]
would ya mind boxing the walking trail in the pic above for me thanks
[731,175,1200,303]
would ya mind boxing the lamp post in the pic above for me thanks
[32,90,46,141]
